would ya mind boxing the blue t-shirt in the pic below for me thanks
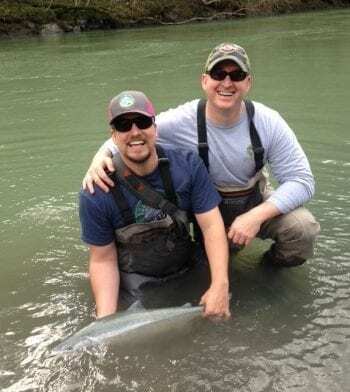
[79,147,221,246]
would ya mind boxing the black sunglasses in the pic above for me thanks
[111,115,153,133]
[209,68,248,82]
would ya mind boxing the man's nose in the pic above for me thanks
[129,123,142,134]
[222,75,233,86]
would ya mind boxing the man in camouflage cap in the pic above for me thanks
[204,43,251,74]
[84,43,319,269]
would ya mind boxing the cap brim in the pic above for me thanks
[207,56,249,73]
[109,110,154,125]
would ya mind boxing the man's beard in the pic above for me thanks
[126,151,151,165]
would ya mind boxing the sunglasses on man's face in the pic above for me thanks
[208,68,248,82]
[111,115,154,133]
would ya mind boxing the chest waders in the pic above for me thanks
[197,99,265,227]
[109,145,194,299]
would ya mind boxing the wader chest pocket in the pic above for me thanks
[115,217,193,278]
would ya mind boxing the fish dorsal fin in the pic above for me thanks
[181,303,192,308]
[127,300,145,312]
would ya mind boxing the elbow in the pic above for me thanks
[292,171,316,200]
[306,175,316,199]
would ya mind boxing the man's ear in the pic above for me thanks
[247,74,253,87]
[201,73,208,90]
[111,129,117,144]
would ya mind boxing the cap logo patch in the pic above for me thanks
[220,44,236,53]
[119,94,135,108]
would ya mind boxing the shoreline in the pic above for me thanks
[0,0,348,39]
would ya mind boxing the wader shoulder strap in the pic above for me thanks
[116,172,188,236]
[110,152,188,235]
[109,174,135,225]
[197,98,265,173]
[244,100,265,173]
[115,171,179,217]
[156,145,178,206]
[197,98,209,170]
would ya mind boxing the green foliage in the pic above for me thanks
[0,2,53,23]
[0,0,348,37]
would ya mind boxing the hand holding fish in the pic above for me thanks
[199,284,231,320]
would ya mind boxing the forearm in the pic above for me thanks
[195,208,229,287]
[89,249,119,318]
[247,200,281,224]
[199,216,230,319]
[267,180,315,214]
[83,138,116,193]
[202,225,229,289]
[95,139,114,160]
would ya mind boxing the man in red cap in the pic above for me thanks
[79,90,230,319]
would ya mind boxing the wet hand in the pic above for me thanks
[82,156,115,194]
[200,286,231,320]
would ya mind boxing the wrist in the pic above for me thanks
[96,307,116,319]
[248,201,279,223]
[210,278,229,291]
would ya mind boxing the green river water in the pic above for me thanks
[0,9,349,392]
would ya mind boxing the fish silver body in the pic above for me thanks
[53,303,203,354]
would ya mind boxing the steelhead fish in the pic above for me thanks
[53,302,203,354]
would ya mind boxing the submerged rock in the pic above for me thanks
[41,23,63,36]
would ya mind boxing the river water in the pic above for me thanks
[1,9,349,392]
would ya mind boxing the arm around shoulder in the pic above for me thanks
[82,138,116,194]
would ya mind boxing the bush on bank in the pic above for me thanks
[0,0,348,37]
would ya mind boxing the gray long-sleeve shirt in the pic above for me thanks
[104,99,315,214]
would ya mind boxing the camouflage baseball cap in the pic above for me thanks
[204,43,251,74]
[107,90,156,124]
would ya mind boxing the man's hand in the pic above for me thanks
[82,155,115,194]
[227,210,263,247]
[200,284,231,320]
[227,201,281,247]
